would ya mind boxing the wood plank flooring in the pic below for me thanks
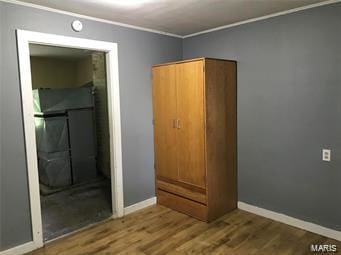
[28,205,340,255]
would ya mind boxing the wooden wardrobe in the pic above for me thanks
[152,58,237,222]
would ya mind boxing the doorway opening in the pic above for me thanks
[30,44,113,241]
[17,30,123,248]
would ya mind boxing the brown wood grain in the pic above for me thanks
[152,65,178,181]
[157,175,206,194]
[175,60,206,188]
[152,58,237,222]
[157,190,208,221]
[29,205,341,255]
[152,57,237,68]
[157,179,207,204]
[204,59,237,221]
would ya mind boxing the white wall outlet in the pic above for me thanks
[322,149,331,162]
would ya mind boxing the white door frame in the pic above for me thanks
[16,30,124,249]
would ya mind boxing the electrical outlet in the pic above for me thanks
[322,149,331,162]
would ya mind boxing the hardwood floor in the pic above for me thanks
[28,205,340,255]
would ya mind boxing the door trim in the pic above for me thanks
[16,30,124,250]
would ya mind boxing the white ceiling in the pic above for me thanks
[18,0,329,36]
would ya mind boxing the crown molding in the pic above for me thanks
[183,0,341,38]
[1,1,340,46]
[0,0,183,38]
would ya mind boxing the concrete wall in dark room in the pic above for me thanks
[183,3,341,232]
[0,1,182,251]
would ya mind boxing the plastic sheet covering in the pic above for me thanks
[33,87,95,114]
[38,151,72,187]
[33,86,97,187]
[35,116,69,153]
[68,109,98,184]
[72,156,97,183]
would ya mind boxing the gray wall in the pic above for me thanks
[0,2,3,250]
[2,0,341,252]
[183,3,341,231]
[0,2,182,251]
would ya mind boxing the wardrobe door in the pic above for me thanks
[176,61,206,188]
[152,65,178,181]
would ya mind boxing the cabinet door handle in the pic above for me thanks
[177,119,180,129]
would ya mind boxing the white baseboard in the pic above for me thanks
[238,201,341,241]
[124,197,157,215]
[0,241,39,255]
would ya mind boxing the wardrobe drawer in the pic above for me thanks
[157,179,207,204]
[157,189,208,221]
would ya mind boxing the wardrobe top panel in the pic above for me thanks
[152,57,237,68]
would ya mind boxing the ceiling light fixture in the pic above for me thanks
[101,0,151,7]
